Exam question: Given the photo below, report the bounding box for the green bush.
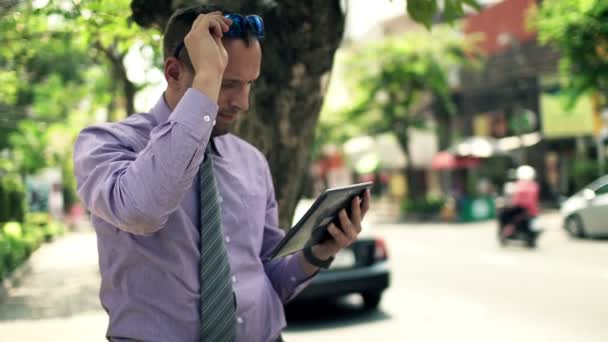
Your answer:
[0,216,66,281]
[62,151,78,215]
[0,234,8,280]
[0,172,27,223]
[401,196,446,219]
[25,212,65,241]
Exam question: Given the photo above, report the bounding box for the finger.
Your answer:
[338,209,350,231]
[210,15,230,33]
[351,196,362,226]
[343,221,359,241]
[361,189,371,217]
[208,20,223,38]
[192,13,224,35]
[221,16,232,30]
[193,12,220,29]
[338,210,357,240]
[328,223,349,247]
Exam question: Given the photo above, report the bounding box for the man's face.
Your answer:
[212,38,261,136]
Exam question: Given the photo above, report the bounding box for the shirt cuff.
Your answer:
[168,88,219,141]
[287,251,318,297]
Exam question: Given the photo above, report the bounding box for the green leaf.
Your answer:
[534,0,608,104]
[319,25,476,150]
[407,0,438,29]
[444,0,465,23]
[462,0,482,11]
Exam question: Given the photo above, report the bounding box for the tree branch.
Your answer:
[94,41,137,117]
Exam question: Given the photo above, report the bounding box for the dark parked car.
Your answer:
[290,237,390,310]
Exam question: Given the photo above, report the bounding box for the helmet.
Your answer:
[516,165,536,181]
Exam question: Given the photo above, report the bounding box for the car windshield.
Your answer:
[588,176,608,192]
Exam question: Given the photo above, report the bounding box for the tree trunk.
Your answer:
[95,41,137,119]
[130,0,345,229]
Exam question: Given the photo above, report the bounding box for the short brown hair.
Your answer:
[163,4,260,71]
[163,4,231,69]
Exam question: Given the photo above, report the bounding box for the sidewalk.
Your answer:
[0,228,108,341]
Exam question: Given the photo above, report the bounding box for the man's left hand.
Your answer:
[311,189,371,261]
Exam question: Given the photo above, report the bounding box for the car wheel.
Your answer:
[362,291,382,310]
[566,215,586,238]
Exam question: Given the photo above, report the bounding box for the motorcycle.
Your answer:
[498,216,543,248]
[495,197,543,248]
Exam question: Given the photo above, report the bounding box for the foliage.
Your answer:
[1,0,161,168]
[570,157,599,193]
[0,214,65,281]
[320,26,475,154]
[1,1,161,218]
[407,0,481,29]
[0,158,27,223]
[401,195,446,219]
[533,0,608,103]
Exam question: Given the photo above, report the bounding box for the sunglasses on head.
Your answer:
[223,14,265,40]
[173,13,265,59]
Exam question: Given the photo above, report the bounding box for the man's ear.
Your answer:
[164,57,182,83]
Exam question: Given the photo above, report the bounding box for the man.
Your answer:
[73,5,370,342]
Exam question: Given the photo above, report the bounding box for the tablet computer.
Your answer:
[268,182,373,259]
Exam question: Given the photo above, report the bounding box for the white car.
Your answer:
[561,175,608,238]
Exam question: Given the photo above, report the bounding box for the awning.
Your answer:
[450,136,501,158]
[431,151,481,170]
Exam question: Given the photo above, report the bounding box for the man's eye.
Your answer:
[221,82,237,89]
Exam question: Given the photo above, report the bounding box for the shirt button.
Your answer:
[237,317,244,324]
[232,276,237,283]
[213,119,216,126]
[225,236,231,243]
[203,115,211,122]
[218,196,223,203]
[290,276,297,283]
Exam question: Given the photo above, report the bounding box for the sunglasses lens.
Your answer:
[223,13,264,40]
[247,15,264,38]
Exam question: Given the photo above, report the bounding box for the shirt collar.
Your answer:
[151,92,224,158]
[150,92,172,124]
[209,137,223,157]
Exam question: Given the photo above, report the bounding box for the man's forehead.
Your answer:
[223,40,261,82]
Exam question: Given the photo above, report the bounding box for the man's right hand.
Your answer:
[184,12,232,101]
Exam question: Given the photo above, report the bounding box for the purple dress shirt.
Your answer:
[74,89,313,342]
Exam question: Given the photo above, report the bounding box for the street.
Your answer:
[284,212,608,342]
[1,212,607,341]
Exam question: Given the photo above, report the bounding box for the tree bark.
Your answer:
[130,0,345,229]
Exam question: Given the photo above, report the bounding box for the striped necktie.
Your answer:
[199,147,236,342]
